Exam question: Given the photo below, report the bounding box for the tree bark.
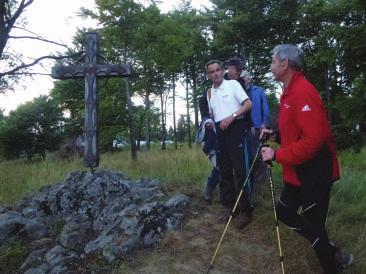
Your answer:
[124,78,137,160]
[172,74,177,149]
[122,40,136,160]
[192,76,199,128]
[160,92,166,150]
[185,69,191,148]
[145,90,150,150]
[324,63,332,124]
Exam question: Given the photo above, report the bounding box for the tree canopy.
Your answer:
[0,95,63,159]
[0,0,365,159]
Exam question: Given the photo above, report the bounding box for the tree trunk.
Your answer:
[172,74,177,149]
[124,78,137,160]
[192,77,199,128]
[185,70,191,148]
[164,91,168,145]
[324,63,332,124]
[160,92,166,150]
[122,41,137,160]
[137,113,145,151]
[145,90,150,150]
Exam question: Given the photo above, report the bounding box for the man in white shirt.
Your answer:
[206,60,253,229]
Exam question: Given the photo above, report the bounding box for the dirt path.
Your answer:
[116,182,327,274]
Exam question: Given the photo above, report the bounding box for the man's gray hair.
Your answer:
[205,59,224,73]
[272,44,304,71]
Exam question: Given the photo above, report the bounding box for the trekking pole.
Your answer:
[207,140,263,274]
[264,145,285,274]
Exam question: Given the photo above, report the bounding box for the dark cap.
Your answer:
[226,56,245,71]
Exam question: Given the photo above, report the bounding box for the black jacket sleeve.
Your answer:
[198,90,210,120]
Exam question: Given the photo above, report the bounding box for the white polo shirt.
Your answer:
[208,79,248,122]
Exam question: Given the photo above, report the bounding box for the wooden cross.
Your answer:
[52,32,131,168]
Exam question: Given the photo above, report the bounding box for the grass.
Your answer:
[0,145,365,273]
[0,240,27,274]
[0,156,84,205]
[0,144,209,205]
[100,144,210,187]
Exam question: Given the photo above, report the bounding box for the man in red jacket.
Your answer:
[261,44,353,273]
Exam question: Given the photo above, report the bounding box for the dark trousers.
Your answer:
[216,120,253,214]
[207,166,220,190]
[277,146,337,274]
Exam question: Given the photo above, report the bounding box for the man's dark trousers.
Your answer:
[216,119,253,214]
[277,146,338,273]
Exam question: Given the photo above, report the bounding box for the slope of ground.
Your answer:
[115,182,354,274]
[0,146,364,273]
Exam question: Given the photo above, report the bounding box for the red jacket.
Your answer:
[275,72,340,186]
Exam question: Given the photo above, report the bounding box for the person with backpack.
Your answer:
[261,44,353,273]
[226,57,255,211]
[205,59,253,229]
[241,70,270,187]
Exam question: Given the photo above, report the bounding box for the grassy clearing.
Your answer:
[100,144,210,188]
[0,146,364,273]
[0,240,27,273]
[0,156,84,205]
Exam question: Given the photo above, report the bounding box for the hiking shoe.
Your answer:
[217,208,232,223]
[233,212,252,229]
[335,249,353,271]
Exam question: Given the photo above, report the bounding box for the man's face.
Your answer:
[207,63,224,85]
[270,54,286,82]
[244,76,252,87]
[227,65,240,80]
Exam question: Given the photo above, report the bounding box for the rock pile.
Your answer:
[0,170,190,273]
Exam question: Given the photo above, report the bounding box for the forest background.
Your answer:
[0,1,365,273]
[0,0,365,158]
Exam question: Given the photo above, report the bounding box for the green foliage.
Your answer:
[210,0,299,84]
[0,109,4,123]
[79,1,212,147]
[1,0,365,150]
[266,91,280,126]
[98,79,130,151]
[51,219,66,236]
[327,149,366,273]
[294,0,366,150]
[176,115,188,142]
[50,79,84,137]
[0,240,27,274]
[0,96,63,159]
[50,77,162,152]
[333,76,366,151]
